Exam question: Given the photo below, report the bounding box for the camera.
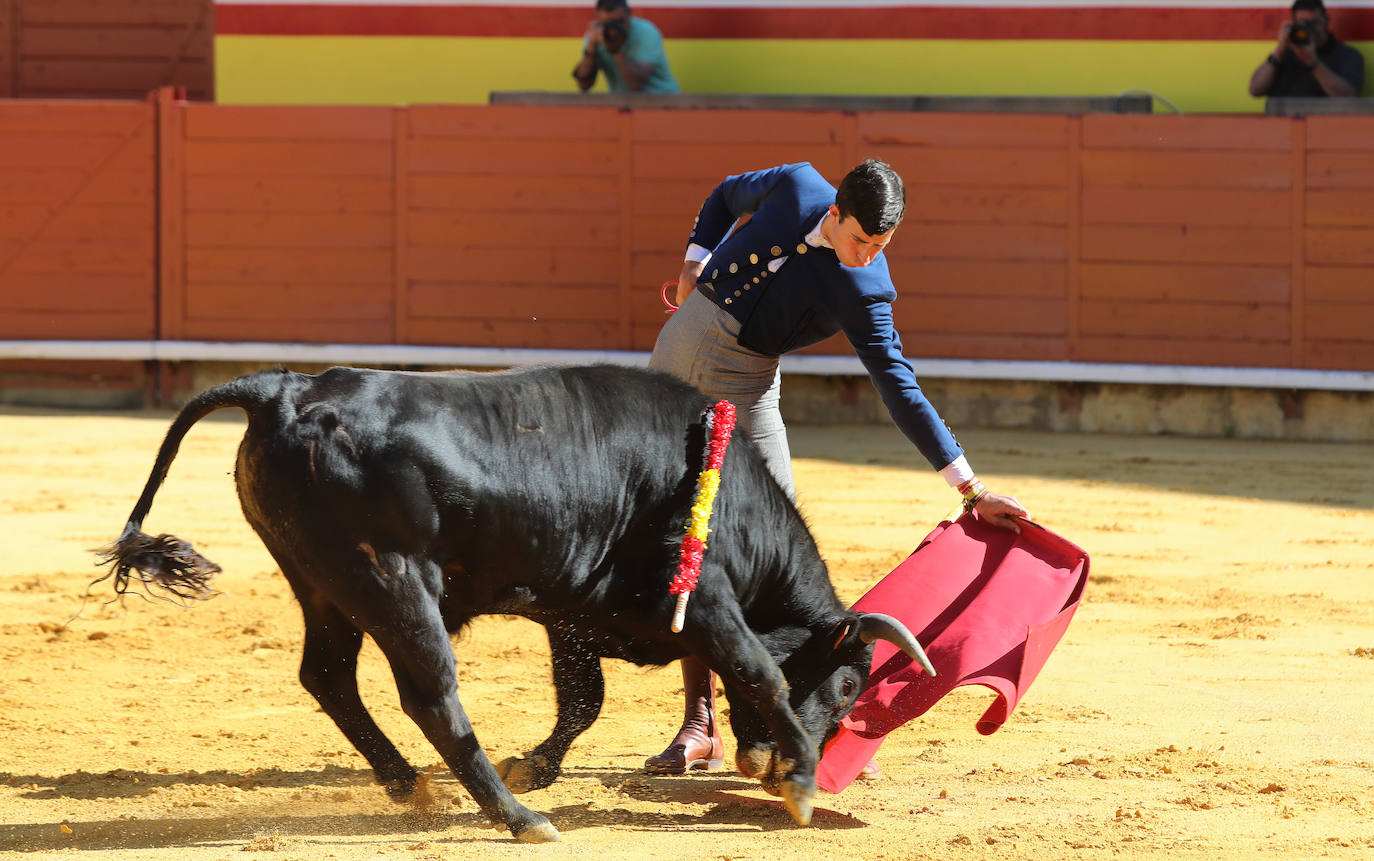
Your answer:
[601,18,628,50]
[1290,22,1312,45]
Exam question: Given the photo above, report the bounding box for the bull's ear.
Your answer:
[828,616,856,650]
[857,612,936,677]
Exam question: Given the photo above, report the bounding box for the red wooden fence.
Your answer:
[0,0,212,101]
[3,93,1374,373]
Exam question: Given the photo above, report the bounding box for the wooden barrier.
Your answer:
[2,94,1373,374]
[0,0,212,101]
[0,99,157,339]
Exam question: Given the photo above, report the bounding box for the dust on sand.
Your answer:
[0,407,1371,860]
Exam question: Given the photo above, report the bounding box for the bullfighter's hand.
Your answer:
[974,492,1029,533]
[677,260,706,306]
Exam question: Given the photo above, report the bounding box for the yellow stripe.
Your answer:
[216,36,1371,112]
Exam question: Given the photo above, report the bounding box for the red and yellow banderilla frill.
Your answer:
[670,400,736,632]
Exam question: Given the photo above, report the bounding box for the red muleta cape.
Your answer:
[817,513,1089,793]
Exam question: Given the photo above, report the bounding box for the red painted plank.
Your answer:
[19,59,208,93]
[898,296,1068,337]
[405,318,620,350]
[860,113,1069,150]
[185,140,394,177]
[409,105,620,141]
[1082,187,1289,227]
[1306,153,1374,190]
[409,211,618,249]
[0,167,149,204]
[0,101,150,133]
[1305,116,1374,151]
[632,110,848,145]
[1082,151,1291,190]
[906,186,1068,225]
[1074,336,1291,367]
[181,316,393,344]
[0,274,151,311]
[1082,115,1292,151]
[185,212,393,248]
[1081,225,1291,265]
[408,244,618,286]
[21,0,209,27]
[185,283,393,321]
[1304,340,1374,370]
[186,176,395,214]
[408,174,618,215]
[897,223,1068,261]
[631,142,848,182]
[1303,303,1374,342]
[4,238,152,275]
[184,104,394,141]
[1306,189,1374,227]
[409,283,619,323]
[409,138,619,177]
[1080,263,1290,304]
[887,260,1067,299]
[1304,227,1374,265]
[894,332,1069,361]
[870,147,1070,188]
[1305,266,1374,303]
[1079,299,1290,340]
[186,247,394,286]
[0,311,154,339]
[22,25,213,58]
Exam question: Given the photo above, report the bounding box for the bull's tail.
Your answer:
[93,370,288,603]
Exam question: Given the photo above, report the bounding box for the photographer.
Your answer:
[1249,0,1363,102]
[573,0,678,94]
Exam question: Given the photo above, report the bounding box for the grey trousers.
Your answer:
[648,288,795,498]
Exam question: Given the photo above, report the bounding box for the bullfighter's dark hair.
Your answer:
[1291,0,1325,14]
[835,158,905,237]
[596,0,630,12]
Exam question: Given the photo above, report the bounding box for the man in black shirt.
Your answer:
[1249,0,1364,103]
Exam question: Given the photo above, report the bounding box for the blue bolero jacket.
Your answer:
[688,162,964,472]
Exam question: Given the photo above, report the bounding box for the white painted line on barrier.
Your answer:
[3,340,1372,391]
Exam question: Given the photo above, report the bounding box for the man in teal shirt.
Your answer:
[573,0,678,94]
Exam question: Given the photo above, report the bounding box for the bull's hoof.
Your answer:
[380,774,419,801]
[514,820,561,843]
[736,746,773,780]
[495,753,550,794]
[781,778,815,826]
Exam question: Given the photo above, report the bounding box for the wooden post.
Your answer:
[393,106,410,346]
[1289,117,1306,368]
[616,108,633,350]
[1,0,16,98]
[155,86,187,341]
[1066,115,1083,361]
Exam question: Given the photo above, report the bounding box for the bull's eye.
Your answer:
[841,677,857,699]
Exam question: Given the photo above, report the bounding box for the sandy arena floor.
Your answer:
[0,403,1371,860]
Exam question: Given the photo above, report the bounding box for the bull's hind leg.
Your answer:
[292,587,420,797]
[496,627,604,793]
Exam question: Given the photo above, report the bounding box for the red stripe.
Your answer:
[216,4,1374,41]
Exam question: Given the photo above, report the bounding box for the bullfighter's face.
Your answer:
[824,205,894,269]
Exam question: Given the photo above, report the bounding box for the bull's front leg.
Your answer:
[495,626,604,794]
[684,606,819,826]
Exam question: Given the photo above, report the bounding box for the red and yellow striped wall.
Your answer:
[214,1,1374,112]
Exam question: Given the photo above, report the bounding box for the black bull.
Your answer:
[97,364,929,843]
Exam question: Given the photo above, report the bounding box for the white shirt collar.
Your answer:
[804,212,831,249]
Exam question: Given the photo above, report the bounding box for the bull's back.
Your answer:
[234,365,713,596]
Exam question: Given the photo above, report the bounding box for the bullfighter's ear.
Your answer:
[829,617,855,650]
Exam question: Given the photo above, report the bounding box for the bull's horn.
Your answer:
[857,613,936,677]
